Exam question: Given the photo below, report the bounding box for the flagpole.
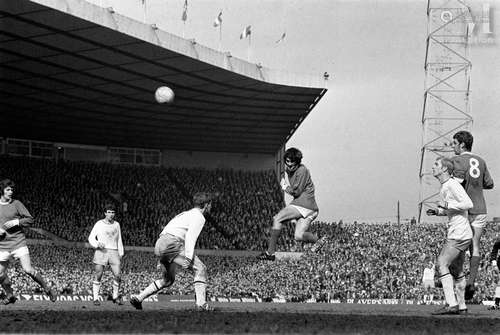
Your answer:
[247,34,251,62]
[143,1,147,23]
[218,25,222,51]
[183,21,186,39]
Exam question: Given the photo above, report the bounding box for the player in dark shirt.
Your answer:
[450,131,494,299]
[0,179,57,305]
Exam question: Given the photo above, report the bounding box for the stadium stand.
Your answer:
[4,224,499,303]
[1,155,498,302]
[0,155,291,249]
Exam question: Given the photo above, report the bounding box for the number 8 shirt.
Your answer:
[451,152,494,215]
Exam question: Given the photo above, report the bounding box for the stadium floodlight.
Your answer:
[418,0,473,223]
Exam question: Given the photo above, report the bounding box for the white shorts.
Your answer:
[468,214,487,229]
[290,205,318,220]
[0,246,29,262]
[93,249,121,266]
[422,279,435,289]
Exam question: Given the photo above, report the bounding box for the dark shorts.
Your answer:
[154,234,184,265]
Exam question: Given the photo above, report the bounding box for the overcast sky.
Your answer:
[90,0,500,223]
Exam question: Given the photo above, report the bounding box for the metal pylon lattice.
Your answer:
[418,0,473,223]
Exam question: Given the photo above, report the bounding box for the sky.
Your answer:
[88,0,500,223]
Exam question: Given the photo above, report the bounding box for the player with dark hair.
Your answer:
[88,203,124,306]
[450,131,494,300]
[488,233,500,310]
[258,147,326,261]
[0,179,57,305]
[427,157,473,315]
[130,192,214,311]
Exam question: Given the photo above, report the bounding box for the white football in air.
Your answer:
[155,86,175,104]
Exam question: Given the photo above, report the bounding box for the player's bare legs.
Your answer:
[466,224,484,299]
[131,258,176,309]
[18,253,56,302]
[449,252,468,313]
[93,264,104,305]
[434,244,462,314]
[294,217,316,243]
[0,261,15,304]
[262,206,301,258]
[295,211,327,252]
[109,263,122,304]
[188,255,209,308]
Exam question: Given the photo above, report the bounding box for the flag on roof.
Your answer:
[181,0,188,22]
[275,32,286,43]
[240,25,251,39]
[213,11,222,27]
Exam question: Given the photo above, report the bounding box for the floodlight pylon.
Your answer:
[418,0,473,222]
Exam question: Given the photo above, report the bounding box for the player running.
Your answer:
[88,204,124,306]
[258,147,326,261]
[426,157,473,315]
[0,179,57,305]
[129,192,214,311]
[450,131,494,300]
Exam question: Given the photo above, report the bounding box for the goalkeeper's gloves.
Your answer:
[3,219,20,229]
[426,208,438,216]
[492,260,498,268]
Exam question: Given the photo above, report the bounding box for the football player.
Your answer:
[450,131,494,300]
[88,204,124,306]
[0,179,57,304]
[427,158,473,315]
[129,192,214,311]
[258,147,326,261]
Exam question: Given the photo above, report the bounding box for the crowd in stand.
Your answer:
[1,155,499,303]
[4,222,499,303]
[0,156,286,249]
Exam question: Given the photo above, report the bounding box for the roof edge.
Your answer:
[32,0,327,89]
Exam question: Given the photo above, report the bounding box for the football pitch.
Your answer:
[1,301,500,334]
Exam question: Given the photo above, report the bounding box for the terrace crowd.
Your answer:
[0,155,287,250]
[1,155,498,302]
[5,222,500,303]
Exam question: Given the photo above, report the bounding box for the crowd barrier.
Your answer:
[14,293,496,306]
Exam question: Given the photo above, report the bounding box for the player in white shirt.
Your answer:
[88,204,124,306]
[130,192,213,311]
[426,157,473,315]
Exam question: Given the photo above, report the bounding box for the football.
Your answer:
[155,86,175,104]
